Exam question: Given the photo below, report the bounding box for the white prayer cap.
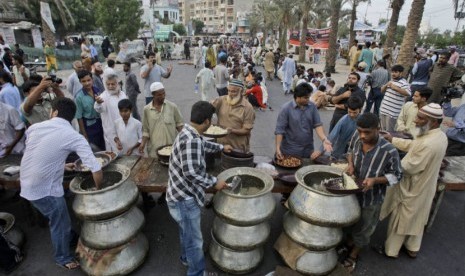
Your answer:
[150,82,164,92]
[419,103,443,119]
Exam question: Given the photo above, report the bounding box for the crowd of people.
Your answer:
[1,32,465,275]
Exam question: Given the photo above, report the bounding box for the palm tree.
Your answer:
[396,0,426,75]
[347,0,370,65]
[310,1,332,29]
[383,0,405,63]
[325,0,345,73]
[274,0,298,53]
[296,0,315,62]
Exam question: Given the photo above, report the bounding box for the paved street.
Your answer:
[2,59,465,276]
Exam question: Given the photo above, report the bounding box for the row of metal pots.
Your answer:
[70,164,148,276]
[277,165,362,275]
[210,167,275,274]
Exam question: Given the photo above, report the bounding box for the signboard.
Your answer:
[289,28,331,49]
[1,27,15,45]
[31,28,43,49]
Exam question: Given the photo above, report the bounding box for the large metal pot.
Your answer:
[295,248,338,276]
[209,232,263,274]
[70,164,139,220]
[221,151,254,170]
[79,232,149,276]
[214,167,275,226]
[289,165,361,227]
[283,211,342,251]
[212,216,270,251]
[80,206,145,249]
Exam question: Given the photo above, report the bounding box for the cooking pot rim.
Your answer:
[217,167,274,198]
[295,165,347,197]
[69,164,130,194]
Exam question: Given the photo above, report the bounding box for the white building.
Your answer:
[154,0,180,24]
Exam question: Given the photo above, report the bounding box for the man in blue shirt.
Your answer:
[311,96,364,161]
[275,82,332,159]
[442,99,465,156]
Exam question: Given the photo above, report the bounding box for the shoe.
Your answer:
[372,244,398,259]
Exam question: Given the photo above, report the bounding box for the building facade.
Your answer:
[178,0,253,34]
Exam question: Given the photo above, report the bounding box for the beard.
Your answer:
[415,123,431,137]
[95,69,103,75]
[107,87,120,95]
[226,94,241,106]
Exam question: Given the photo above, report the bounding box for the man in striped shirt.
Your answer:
[166,101,232,276]
[379,65,411,132]
[341,113,402,273]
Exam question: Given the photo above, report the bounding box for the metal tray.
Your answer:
[74,152,114,172]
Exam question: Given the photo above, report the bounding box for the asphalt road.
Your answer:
[2,59,464,276]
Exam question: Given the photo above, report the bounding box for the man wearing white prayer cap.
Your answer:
[380,103,448,259]
[139,82,184,157]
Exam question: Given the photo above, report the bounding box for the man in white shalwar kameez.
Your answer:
[195,61,216,101]
[94,74,128,151]
[380,103,448,258]
[281,55,296,95]
[193,43,203,68]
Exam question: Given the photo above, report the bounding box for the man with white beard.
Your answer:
[94,74,128,151]
[379,103,448,259]
[211,79,255,151]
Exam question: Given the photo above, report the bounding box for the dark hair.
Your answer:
[365,42,371,48]
[12,54,24,65]
[23,80,41,94]
[318,85,326,91]
[146,51,155,58]
[377,60,386,68]
[205,61,211,68]
[357,45,363,50]
[356,113,379,129]
[123,62,131,68]
[349,72,361,81]
[118,99,132,110]
[29,74,43,82]
[325,72,331,77]
[51,97,76,123]
[440,51,451,59]
[191,101,216,124]
[354,39,358,44]
[294,82,313,99]
[107,59,115,67]
[416,87,433,100]
[347,96,363,110]
[77,70,92,80]
[391,64,404,72]
[0,70,13,83]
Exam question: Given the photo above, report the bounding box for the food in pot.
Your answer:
[158,146,172,156]
[205,125,227,135]
[342,173,359,190]
[277,156,301,167]
[330,162,348,171]
[80,157,106,172]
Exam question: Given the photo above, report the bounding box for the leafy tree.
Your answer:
[173,23,187,36]
[192,19,205,35]
[94,0,143,48]
[64,0,96,33]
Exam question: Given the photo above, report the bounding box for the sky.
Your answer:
[353,0,463,32]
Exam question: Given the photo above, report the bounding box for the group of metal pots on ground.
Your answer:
[69,163,360,275]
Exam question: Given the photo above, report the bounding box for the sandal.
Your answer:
[402,247,418,258]
[373,245,398,259]
[56,260,80,270]
[342,256,358,273]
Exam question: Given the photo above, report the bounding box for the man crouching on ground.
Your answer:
[166,101,233,276]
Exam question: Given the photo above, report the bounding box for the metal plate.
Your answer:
[74,152,113,172]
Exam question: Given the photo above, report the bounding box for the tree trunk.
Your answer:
[299,12,309,63]
[383,0,405,66]
[397,0,426,76]
[42,17,56,49]
[279,24,287,54]
[347,0,357,65]
[325,0,342,73]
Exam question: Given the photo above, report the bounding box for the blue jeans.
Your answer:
[30,196,74,265]
[167,199,205,276]
[364,87,384,116]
